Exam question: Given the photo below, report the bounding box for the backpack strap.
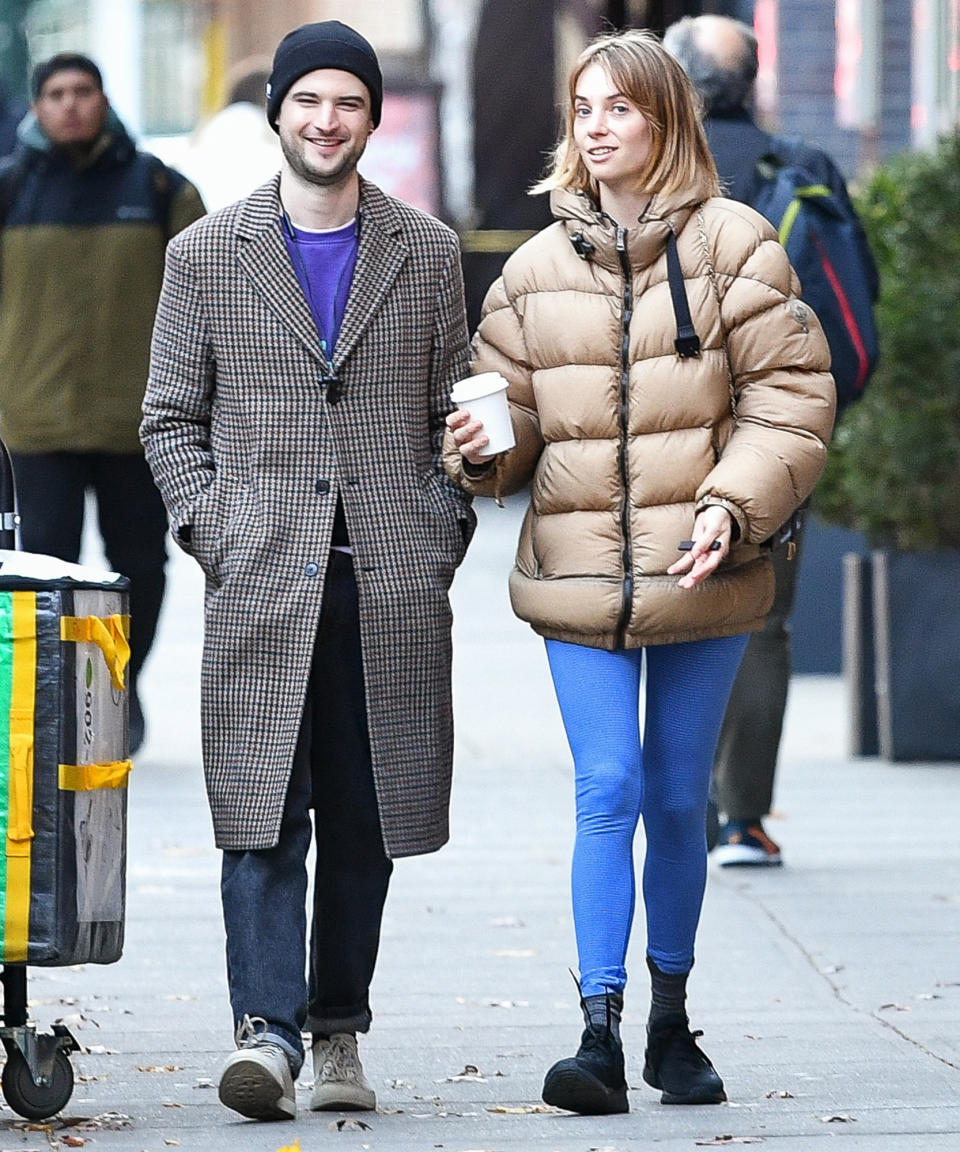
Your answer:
[666,231,700,358]
[0,153,28,231]
[144,152,175,239]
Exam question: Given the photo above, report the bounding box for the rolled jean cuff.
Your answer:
[306,1003,372,1036]
[261,1029,304,1078]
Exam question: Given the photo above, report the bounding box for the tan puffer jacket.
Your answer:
[444,185,835,650]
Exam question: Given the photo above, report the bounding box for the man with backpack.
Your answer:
[664,15,879,867]
[0,53,204,752]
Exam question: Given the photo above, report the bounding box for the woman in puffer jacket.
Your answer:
[445,30,834,1115]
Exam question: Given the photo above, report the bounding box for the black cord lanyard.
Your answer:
[280,206,359,401]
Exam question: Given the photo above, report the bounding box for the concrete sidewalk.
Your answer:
[2,496,958,1151]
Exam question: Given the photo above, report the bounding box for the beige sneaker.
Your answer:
[218,1015,296,1121]
[310,1032,376,1111]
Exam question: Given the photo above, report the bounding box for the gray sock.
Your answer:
[582,992,623,1043]
[646,954,689,1025]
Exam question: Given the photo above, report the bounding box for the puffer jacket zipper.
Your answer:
[614,226,634,649]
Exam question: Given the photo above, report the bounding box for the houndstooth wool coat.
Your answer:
[141,175,474,856]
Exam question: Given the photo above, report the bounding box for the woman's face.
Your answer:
[572,62,653,198]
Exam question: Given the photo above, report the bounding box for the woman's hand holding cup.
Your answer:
[446,408,492,466]
[448,373,515,465]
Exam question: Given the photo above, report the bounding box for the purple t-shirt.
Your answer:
[283,217,359,358]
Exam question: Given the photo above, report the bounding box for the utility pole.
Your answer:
[605,0,628,28]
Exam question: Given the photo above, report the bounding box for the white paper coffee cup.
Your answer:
[450,372,516,458]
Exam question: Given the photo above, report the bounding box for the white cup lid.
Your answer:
[450,372,508,404]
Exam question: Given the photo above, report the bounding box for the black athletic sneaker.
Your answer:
[643,1013,726,1105]
[542,1020,628,1114]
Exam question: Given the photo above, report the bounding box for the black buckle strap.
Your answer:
[666,232,700,358]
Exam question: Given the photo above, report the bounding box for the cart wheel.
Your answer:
[1,1048,74,1120]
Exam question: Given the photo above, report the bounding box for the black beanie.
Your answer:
[32,52,103,99]
[266,21,383,132]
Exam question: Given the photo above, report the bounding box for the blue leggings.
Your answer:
[545,634,748,995]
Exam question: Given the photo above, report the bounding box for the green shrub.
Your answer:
[814,132,960,550]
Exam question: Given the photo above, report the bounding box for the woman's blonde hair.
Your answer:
[534,29,719,201]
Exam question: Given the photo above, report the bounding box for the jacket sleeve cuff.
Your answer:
[695,498,746,542]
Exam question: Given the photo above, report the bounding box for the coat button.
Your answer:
[304,561,320,577]
[315,478,331,494]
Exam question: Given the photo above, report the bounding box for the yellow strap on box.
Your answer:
[7,733,35,848]
[5,592,37,961]
[58,760,133,792]
[60,614,131,691]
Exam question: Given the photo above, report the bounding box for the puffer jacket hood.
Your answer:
[548,183,708,275]
[444,190,835,650]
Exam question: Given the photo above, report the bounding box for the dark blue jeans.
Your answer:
[220,551,393,1073]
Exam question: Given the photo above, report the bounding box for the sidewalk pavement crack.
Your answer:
[725,881,960,1073]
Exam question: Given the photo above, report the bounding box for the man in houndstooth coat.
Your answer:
[141,21,475,1122]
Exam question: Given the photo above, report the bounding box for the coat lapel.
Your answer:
[232,176,409,370]
[332,178,408,371]
[234,177,325,363]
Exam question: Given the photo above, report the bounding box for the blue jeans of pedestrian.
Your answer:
[220,551,393,1074]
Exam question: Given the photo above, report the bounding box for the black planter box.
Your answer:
[845,549,960,761]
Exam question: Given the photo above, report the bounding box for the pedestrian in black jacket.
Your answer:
[664,15,877,868]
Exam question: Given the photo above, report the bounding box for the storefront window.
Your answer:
[140,0,205,135]
[24,0,90,63]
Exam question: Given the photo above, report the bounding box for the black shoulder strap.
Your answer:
[144,152,175,239]
[0,153,28,230]
[666,231,700,358]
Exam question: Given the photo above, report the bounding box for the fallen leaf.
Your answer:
[820,1114,856,1123]
[162,1102,183,1108]
[74,1112,132,1131]
[878,1003,910,1012]
[62,1140,86,1148]
[275,1143,301,1152]
[444,1064,485,1083]
[136,1064,182,1073]
[695,1139,765,1147]
[487,1104,565,1114]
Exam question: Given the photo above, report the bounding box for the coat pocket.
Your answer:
[419,472,475,565]
[189,475,251,586]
